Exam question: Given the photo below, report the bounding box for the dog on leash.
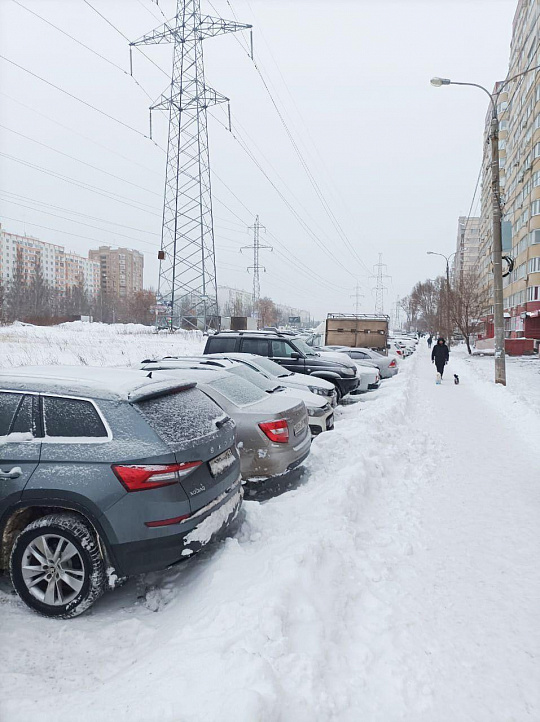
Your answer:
[454,374,460,385]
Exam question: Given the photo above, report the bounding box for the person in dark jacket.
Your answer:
[431,337,449,378]
[427,335,433,348]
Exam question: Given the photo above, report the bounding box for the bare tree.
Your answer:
[449,269,487,354]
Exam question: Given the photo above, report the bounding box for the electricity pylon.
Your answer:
[370,253,391,314]
[241,215,272,322]
[350,283,365,314]
[131,1,251,330]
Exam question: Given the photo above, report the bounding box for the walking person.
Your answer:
[427,335,433,349]
[431,337,449,383]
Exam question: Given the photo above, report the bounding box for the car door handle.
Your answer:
[0,467,23,480]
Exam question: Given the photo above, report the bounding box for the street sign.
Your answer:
[289,316,301,324]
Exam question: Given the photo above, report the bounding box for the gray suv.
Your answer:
[0,366,242,618]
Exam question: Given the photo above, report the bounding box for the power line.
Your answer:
[81,0,169,79]
[0,190,161,235]
[0,53,160,145]
[0,152,162,216]
[0,91,163,177]
[0,124,163,197]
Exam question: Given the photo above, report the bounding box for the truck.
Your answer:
[325,314,390,354]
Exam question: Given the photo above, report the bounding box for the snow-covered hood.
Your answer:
[314,351,357,369]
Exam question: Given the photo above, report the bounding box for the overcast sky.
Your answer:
[0,0,517,320]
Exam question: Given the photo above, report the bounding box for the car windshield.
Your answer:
[291,338,318,357]
[227,364,275,391]
[247,356,292,378]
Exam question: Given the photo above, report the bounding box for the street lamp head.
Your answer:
[430,77,451,87]
[426,251,435,255]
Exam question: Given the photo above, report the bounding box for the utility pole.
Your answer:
[370,254,391,314]
[350,284,365,314]
[241,216,272,324]
[131,1,251,332]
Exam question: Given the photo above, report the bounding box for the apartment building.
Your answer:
[0,225,100,295]
[454,216,481,280]
[478,0,540,341]
[88,246,144,297]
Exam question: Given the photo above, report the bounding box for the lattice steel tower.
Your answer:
[241,215,272,321]
[131,1,251,330]
[370,253,391,314]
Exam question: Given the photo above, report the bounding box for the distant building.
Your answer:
[454,216,480,280]
[0,225,99,296]
[88,246,144,297]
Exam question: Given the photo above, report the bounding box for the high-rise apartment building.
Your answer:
[0,225,100,296]
[478,0,540,341]
[454,216,480,280]
[88,246,144,297]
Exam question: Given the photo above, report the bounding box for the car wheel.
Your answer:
[10,513,106,618]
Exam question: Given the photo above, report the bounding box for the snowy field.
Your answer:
[0,327,539,722]
[0,321,205,368]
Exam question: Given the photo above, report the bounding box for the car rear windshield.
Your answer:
[206,375,267,407]
[227,365,273,391]
[135,387,224,446]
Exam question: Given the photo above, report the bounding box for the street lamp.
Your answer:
[429,66,540,384]
[427,251,456,342]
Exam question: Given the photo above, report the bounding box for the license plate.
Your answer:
[294,417,307,436]
[209,449,235,477]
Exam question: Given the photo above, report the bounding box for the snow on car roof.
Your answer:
[0,365,196,402]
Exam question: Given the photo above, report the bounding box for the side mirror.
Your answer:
[290,352,301,360]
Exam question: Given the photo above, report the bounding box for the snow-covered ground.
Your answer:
[0,328,539,722]
[0,321,205,368]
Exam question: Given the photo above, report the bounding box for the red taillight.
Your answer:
[259,419,289,443]
[112,461,202,492]
[145,513,192,528]
[389,359,396,367]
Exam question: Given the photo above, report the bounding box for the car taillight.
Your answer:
[259,419,289,443]
[389,359,396,367]
[112,461,202,492]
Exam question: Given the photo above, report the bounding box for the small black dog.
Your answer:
[454,374,460,385]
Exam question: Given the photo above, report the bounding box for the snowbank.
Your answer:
[0,342,418,722]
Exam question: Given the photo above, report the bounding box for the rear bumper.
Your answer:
[109,479,243,577]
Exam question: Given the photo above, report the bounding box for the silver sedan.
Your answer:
[324,346,399,379]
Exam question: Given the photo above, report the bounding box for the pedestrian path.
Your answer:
[387,343,540,720]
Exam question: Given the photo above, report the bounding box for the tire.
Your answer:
[10,513,106,619]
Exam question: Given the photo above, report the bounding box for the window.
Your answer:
[43,396,108,438]
[529,256,540,273]
[271,340,297,358]
[136,387,223,446]
[0,392,24,436]
[532,199,540,216]
[527,285,540,301]
[240,338,270,356]
[11,395,33,435]
[207,375,266,406]
[206,336,238,354]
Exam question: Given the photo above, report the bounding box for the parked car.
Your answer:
[203,331,359,401]
[136,362,311,482]
[307,347,380,391]
[141,356,334,437]
[203,352,338,408]
[323,346,399,379]
[0,366,242,618]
